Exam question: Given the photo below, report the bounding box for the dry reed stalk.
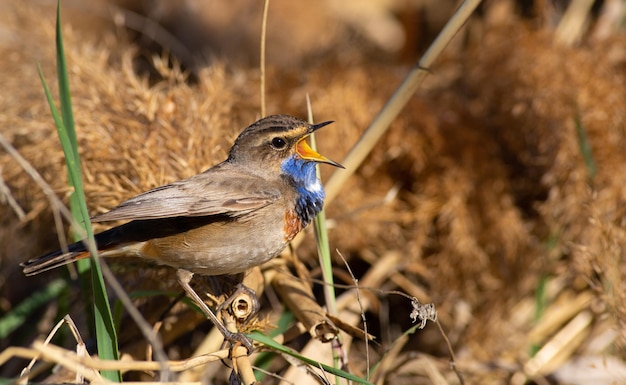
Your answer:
[27,340,231,373]
[271,269,338,342]
[524,311,594,378]
[555,0,596,45]
[232,346,255,385]
[528,291,593,345]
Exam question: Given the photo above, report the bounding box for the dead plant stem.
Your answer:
[260,0,270,117]
[323,0,483,204]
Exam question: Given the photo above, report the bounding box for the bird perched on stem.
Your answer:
[22,114,342,350]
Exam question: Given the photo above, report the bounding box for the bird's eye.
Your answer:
[271,137,287,149]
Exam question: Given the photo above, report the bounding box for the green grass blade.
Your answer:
[35,2,121,380]
[0,280,67,339]
[313,203,337,314]
[90,275,121,381]
[37,64,122,382]
[52,9,87,248]
[310,131,342,382]
[574,110,596,179]
[249,332,373,385]
[305,95,344,381]
[308,130,338,315]
[252,311,295,381]
[55,2,84,248]
[55,3,76,157]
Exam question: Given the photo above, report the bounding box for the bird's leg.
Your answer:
[176,269,254,354]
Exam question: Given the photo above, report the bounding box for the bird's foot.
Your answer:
[176,269,255,354]
[222,328,254,354]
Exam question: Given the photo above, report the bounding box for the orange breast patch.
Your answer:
[283,209,303,242]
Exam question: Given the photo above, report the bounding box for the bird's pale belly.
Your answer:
[139,215,291,275]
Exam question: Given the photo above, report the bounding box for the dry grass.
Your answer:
[1,0,626,384]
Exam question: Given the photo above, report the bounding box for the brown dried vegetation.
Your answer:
[1,0,626,384]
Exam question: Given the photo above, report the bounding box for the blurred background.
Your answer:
[1,0,626,383]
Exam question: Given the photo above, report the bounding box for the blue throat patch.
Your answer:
[281,155,326,226]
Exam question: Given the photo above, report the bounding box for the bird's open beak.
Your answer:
[296,121,344,168]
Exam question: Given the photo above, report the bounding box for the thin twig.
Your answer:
[337,250,370,379]
[0,170,25,220]
[260,0,270,117]
[435,319,465,385]
[20,316,92,384]
[99,260,173,381]
[30,340,230,372]
[0,132,82,241]
[251,366,295,385]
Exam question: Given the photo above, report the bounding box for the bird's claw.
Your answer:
[223,329,254,354]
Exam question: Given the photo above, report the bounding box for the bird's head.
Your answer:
[228,115,343,180]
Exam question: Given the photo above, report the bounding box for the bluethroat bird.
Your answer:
[22,114,342,350]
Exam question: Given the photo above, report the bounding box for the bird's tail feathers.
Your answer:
[21,243,90,276]
[21,224,144,276]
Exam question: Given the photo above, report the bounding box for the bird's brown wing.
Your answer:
[92,166,280,222]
